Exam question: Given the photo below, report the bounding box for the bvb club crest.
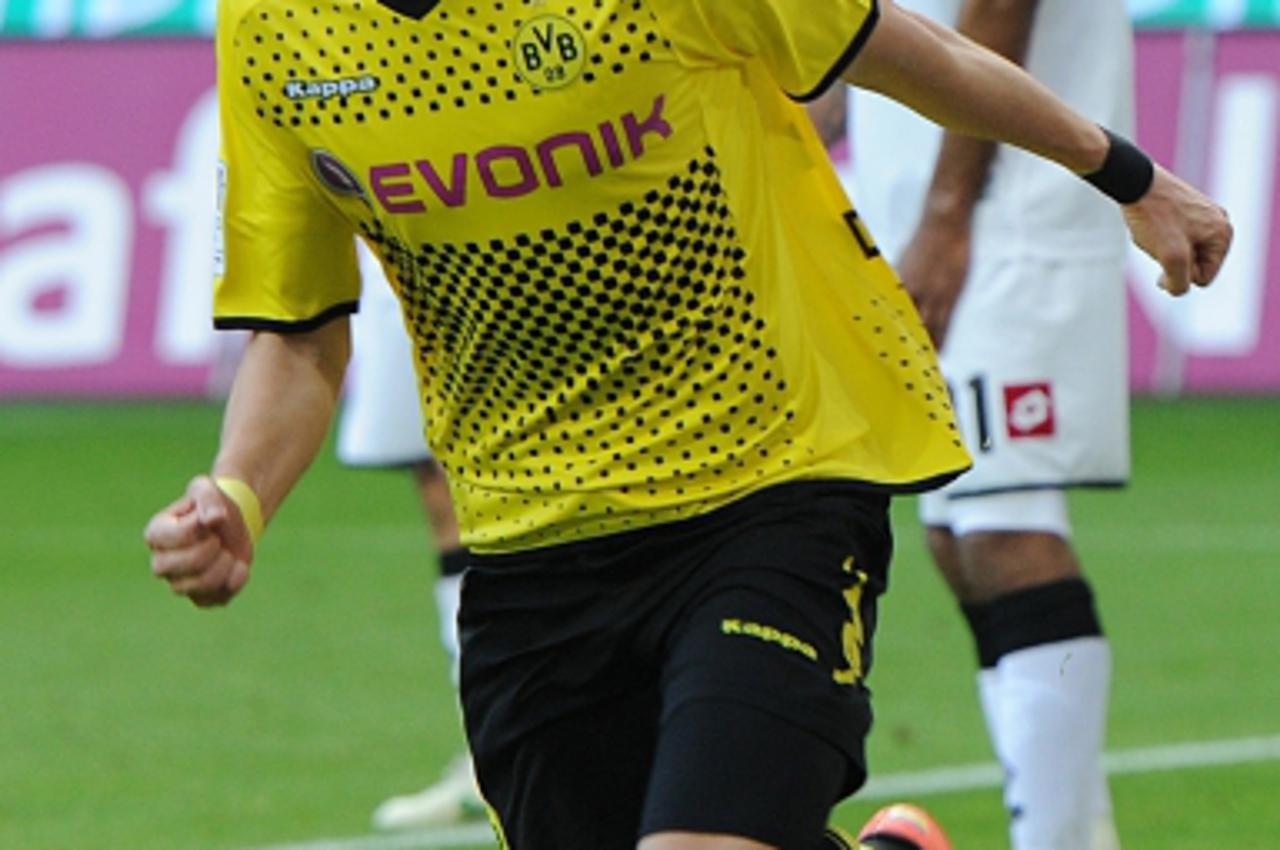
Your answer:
[513,13,587,90]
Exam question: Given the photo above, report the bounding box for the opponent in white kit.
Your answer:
[338,246,483,830]
[847,1,1134,848]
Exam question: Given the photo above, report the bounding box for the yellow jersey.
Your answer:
[214,0,970,552]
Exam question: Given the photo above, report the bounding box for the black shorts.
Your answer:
[458,482,894,850]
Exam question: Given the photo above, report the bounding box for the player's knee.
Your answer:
[923,525,978,602]
[924,525,958,566]
[958,530,1081,600]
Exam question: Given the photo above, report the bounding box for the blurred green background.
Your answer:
[1,397,1276,849]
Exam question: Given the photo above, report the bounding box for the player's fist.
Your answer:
[1124,165,1232,297]
[144,476,255,608]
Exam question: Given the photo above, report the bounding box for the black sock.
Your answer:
[985,577,1103,662]
[961,600,1000,669]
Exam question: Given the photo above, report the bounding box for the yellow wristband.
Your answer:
[214,477,264,545]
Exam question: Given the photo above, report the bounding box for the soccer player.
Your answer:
[146,3,1229,850]
[338,244,483,830]
[844,2,1137,847]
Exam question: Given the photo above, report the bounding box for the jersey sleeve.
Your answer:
[652,0,880,101]
[213,10,360,332]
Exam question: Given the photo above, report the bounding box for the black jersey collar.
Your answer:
[376,0,441,19]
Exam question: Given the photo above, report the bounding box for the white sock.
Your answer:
[992,636,1115,850]
[976,666,1005,761]
[1089,781,1121,850]
[434,572,463,685]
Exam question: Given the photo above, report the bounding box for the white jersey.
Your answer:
[848,0,1135,264]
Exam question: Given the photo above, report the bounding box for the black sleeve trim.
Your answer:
[790,0,881,103]
[876,465,967,495]
[213,300,360,334]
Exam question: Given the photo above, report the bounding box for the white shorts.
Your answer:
[919,487,1073,538]
[933,251,1130,500]
[335,246,432,467]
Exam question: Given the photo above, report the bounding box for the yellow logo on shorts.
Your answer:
[833,556,869,686]
[721,618,818,662]
[513,14,587,90]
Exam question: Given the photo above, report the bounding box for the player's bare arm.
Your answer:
[845,0,1232,295]
[894,0,1039,347]
[144,320,350,607]
[806,84,849,151]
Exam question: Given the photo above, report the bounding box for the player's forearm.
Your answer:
[212,321,351,524]
[845,1,1107,180]
[916,0,1039,227]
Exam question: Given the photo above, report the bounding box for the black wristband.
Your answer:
[1082,128,1155,205]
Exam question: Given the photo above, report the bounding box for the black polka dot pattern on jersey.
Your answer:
[355,148,807,535]
[235,0,672,126]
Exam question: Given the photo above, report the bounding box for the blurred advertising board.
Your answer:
[1,31,1279,397]
[1127,31,1280,392]
[0,41,216,395]
[1131,0,1280,28]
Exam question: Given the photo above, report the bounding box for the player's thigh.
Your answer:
[641,491,892,849]
[948,489,1081,599]
[915,491,968,599]
[642,698,847,850]
[459,560,663,850]
[484,688,661,850]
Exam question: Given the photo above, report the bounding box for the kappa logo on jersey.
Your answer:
[1004,383,1056,439]
[513,13,586,90]
[284,74,380,102]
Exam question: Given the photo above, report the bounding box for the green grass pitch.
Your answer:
[1,397,1276,850]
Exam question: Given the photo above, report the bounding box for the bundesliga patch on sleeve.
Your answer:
[1003,383,1056,439]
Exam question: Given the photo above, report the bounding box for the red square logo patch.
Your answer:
[1004,383,1056,439]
